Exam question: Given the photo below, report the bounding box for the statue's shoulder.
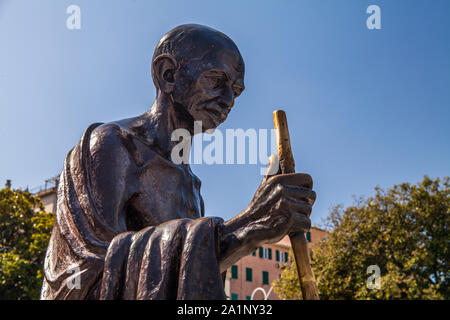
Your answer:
[89,122,125,146]
[91,122,121,137]
[87,118,160,165]
[91,116,153,145]
[85,121,141,158]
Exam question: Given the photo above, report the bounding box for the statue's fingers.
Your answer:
[272,173,313,189]
[285,195,313,217]
[282,185,316,205]
[290,212,311,233]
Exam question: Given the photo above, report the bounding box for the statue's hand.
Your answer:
[244,173,316,244]
[218,172,316,271]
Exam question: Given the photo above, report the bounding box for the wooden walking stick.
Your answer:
[273,110,320,300]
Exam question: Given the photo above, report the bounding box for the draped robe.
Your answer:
[41,123,226,300]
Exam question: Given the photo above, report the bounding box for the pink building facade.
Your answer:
[224,228,329,300]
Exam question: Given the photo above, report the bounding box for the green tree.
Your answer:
[272,249,303,300]
[273,176,449,299]
[0,186,54,300]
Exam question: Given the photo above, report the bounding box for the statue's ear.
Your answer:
[152,54,179,93]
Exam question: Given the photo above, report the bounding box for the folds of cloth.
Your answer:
[100,218,225,300]
[41,124,226,300]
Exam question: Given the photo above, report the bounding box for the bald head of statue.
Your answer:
[151,24,245,131]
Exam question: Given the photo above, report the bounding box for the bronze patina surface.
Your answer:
[41,24,316,300]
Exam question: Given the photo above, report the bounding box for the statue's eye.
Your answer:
[210,75,225,89]
[203,71,227,90]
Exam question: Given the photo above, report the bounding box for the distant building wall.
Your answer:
[225,228,328,300]
[36,188,57,214]
[33,176,59,214]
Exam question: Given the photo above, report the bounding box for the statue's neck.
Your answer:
[143,92,195,160]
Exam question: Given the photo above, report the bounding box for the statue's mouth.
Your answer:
[205,101,229,124]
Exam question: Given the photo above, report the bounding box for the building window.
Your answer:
[260,247,270,259]
[262,271,269,285]
[259,247,275,260]
[246,296,251,300]
[277,251,288,263]
[231,293,238,300]
[306,231,311,242]
[246,267,252,282]
[251,250,256,256]
[279,251,285,263]
[231,265,238,279]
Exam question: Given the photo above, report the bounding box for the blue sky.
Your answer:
[1,0,449,225]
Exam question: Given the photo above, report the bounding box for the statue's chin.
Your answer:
[205,111,227,131]
[189,113,219,132]
[187,104,228,132]
[201,120,220,132]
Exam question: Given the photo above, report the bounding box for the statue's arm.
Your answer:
[88,123,138,232]
[217,210,261,273]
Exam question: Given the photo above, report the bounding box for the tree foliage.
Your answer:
[274,176,449,299]
[272,249,303,300]
[0,187,54,300]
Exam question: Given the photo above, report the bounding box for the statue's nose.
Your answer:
[219,86,234,109]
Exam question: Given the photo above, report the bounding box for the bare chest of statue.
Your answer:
[120,129,204,230]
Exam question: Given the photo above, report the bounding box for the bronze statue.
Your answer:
[41,24,316,300]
